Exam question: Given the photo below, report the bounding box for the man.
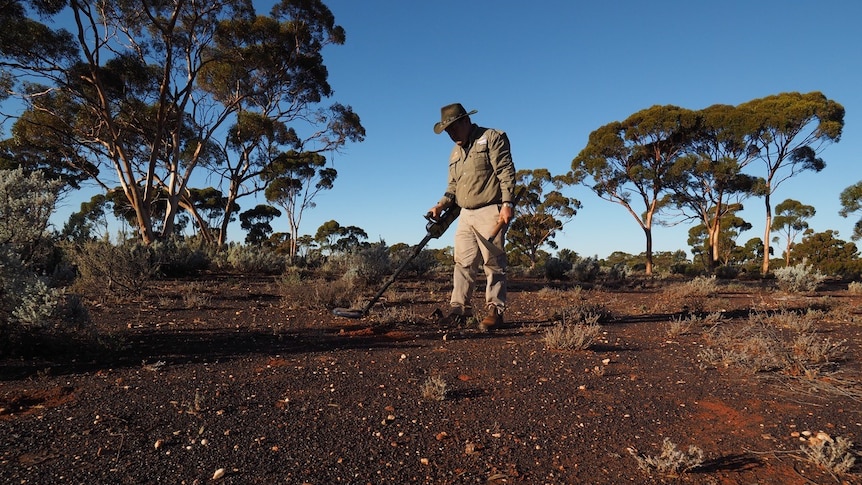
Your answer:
[428,103,516,331]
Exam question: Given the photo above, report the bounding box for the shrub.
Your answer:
[552,300,611,324]
[65,238,161,295]
[0,168,63,272]
[345,242,391,285]
[390,247,438,278]
[774,261,826,293]
[215,244,287,275]
[322,276,364,310]
[0,168,92,356]
[543,257,572,280]
[603,262,630,282]
[569,256,600,282]
[713,265,739,279]
[150,237,211,277]
[1,246,61,329]
[0,169,67,348]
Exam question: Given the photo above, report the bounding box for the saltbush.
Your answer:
[213,243,287,275]
[603,262,630,282]
[150,237,211,276]
[774,261,826,293]
[345,242,391,285]
[1,169,89,355]
[569,256,600,282]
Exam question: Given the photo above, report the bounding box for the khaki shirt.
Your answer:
[438,125,516,210]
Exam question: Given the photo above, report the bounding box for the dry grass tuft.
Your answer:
[628,438,704,476]
[801,435,856,476]
[420,374,448,401]
[543,322,601,351]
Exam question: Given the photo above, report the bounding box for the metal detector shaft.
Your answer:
[332,205,460,318]
[356,231,436,316]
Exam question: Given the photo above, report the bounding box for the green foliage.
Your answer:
[740,92,844,274]
[789,230,861,279]
[0,168,63,270]
[838,181,862,240]
[572,92,844,276]
[426,247,455,269]
[506,169,580,268]
[572,104,700,275]
[0,169,63,330]
[604,262,631,281]
[240,204,282,246]
[264,151,341,259]
[771,198,815,265]
[0,169,86,355]
[390,246,438,278]
[687,207,752,270]
[343,241,391,285]
[2,1,364,246]
[314,219,368,255]
[1,245,59,330]
[60,194,110,243]
[149,237,212,277]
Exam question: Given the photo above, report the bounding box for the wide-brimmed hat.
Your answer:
[433,103,477,134]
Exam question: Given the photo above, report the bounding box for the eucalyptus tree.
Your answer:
[687,207,752,268]
[790,230,861,277]
[314,219,368,255]
[666,104,761,270]
[239,204,281,246]
[838,181,862,241]
[738,92,844,274]
[771,199,815,267]
[0,0,363,246]
[263,150,336,260]
[572,105,698,275]
[506,168,580,269]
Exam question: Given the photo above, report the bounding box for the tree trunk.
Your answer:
[761,194,773,274]
[123,184,155,244]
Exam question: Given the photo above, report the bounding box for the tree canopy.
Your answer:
[572,92,844,276]
[0,0,364,248]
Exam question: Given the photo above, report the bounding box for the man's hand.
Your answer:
[428,204,444,220]
[499,204,514,224]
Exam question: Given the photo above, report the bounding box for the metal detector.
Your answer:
[331,205,461,318]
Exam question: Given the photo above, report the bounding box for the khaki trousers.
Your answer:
[450,204,507,313]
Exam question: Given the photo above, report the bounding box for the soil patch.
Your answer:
[1,274,861,484]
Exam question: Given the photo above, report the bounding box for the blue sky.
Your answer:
[46,1,862,259]
[289,0,862,259]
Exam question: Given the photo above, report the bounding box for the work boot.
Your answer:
[438,307,472,327]
[480,305,503,331]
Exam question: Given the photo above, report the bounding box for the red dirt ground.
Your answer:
[1,273,861,484]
